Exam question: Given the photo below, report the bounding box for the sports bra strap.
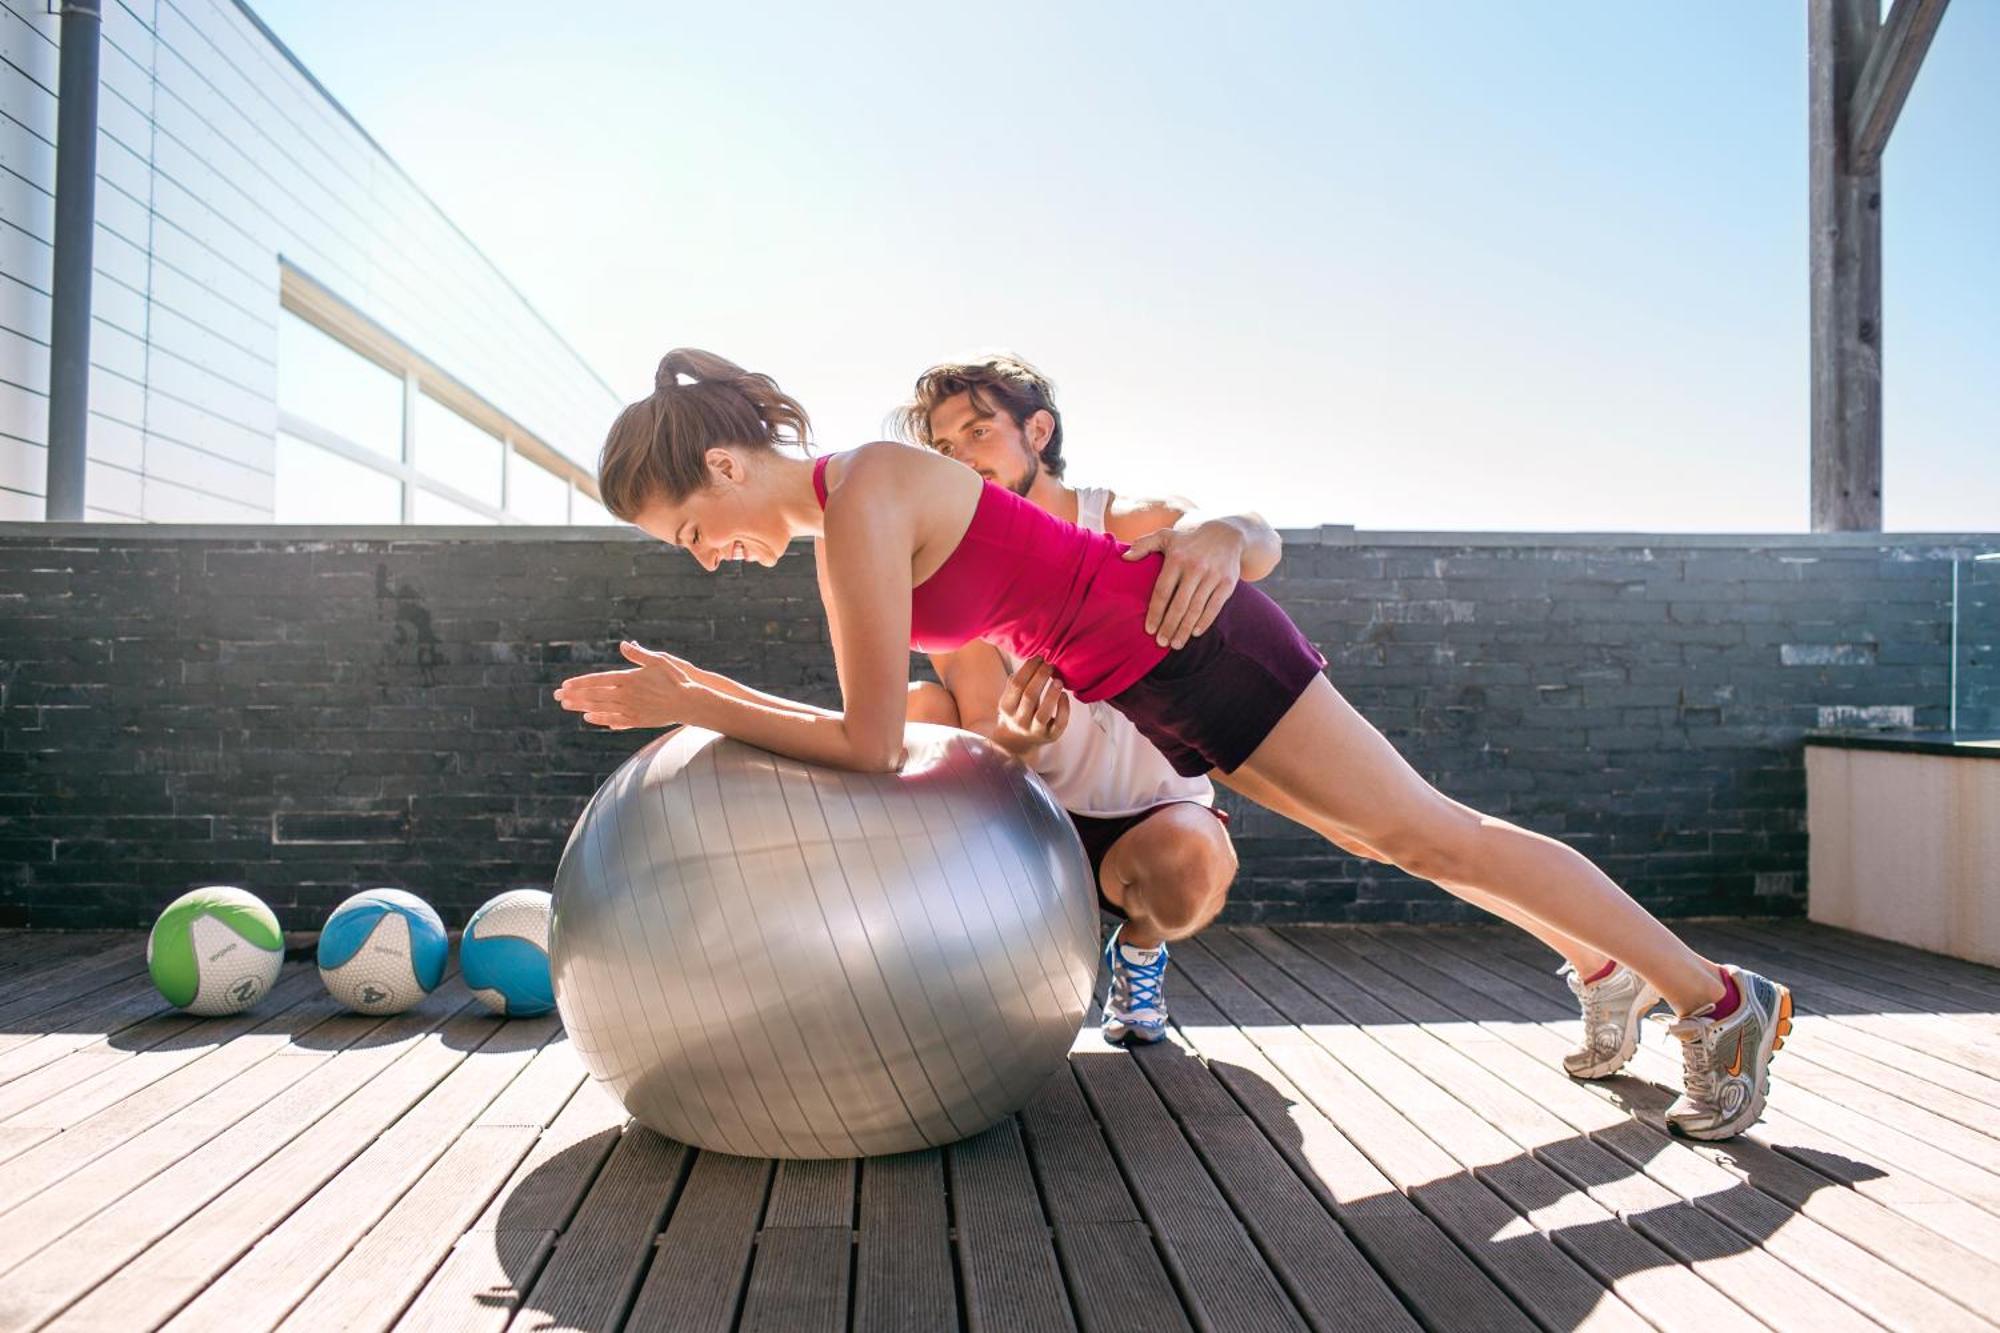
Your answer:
[812,455,831,508]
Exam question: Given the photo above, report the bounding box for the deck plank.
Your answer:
[0,996,484,1329]
[0,943,150,1032]
[1072,1046,1309,1333]
[1128,1029,1416,1332]
[507,1123,689,1333]
[1020,1065,1191,1333]
[1261,927,1837,1331]
[1,921,1995,1332]
[948,1117,1076,1333]
[1168,940,1537,1332]
[35,991,499,1332]
[0,970,341,1204]
[0,973,178,1085]
[739,1159,854,1333]
[1336,924,1966,1332]
[0,935,134,1006]
[1389,924,2000,1328]
[852,1151,957,1333]
[277,1039,585,1332]
[619,1148,768,1332]
[0,963,324,1131]
[398,1077,627,1333]
[393,1231,554,1333]
[155,1014,558,1331]
[1397,926,2000,1314]
[1203,930,1722,1333]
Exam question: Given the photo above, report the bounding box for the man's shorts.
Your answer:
[1069,801,1231,919]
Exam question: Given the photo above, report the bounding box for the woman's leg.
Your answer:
[1223,764,1613,979]
[1218,675,1722,1015]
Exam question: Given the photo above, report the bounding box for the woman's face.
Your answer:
[632,448,791,571]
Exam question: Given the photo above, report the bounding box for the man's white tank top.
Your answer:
[995,487,1215,817]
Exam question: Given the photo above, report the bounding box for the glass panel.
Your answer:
[413,392,504,507]
[412,487,495,525]
[571,487,612,525]
[276,310,404,460]
[508,455,571,523]
[274,433,402,523]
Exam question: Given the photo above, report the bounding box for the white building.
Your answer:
[1,0,619,523]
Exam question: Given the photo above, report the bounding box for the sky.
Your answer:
[248,1,1997,534]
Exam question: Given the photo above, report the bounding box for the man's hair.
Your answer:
[891,354,1065,479]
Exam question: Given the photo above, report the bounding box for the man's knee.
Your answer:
[906,681,960,726]
[1108,807,1236,933]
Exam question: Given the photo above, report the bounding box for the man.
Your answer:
[893,355,1281,1045]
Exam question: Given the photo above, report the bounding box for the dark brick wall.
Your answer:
[2,526,1994,930]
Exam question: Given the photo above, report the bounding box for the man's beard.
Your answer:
[1006,450,1040,497]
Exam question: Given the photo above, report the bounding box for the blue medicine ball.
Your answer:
[460,889,555,1017]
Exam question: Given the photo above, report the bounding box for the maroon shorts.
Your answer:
[1070,801,1231,919]
[1107,582,1327,776]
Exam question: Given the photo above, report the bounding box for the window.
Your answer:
[508,454,571,523]
[414,392,504,509]
[277,311,403,461]
[571,486,612,525]
[412,488,491,525]
[274,433,402,523]
[269,266,609,527]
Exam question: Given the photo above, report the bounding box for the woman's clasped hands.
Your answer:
[554,641,699,731]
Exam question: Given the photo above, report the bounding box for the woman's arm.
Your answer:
[681,453,917,772]
[682,657,838,719]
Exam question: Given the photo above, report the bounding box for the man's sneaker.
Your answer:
[1560,961,1664,1080]
[1102,927,1169,1047]
[1664,964,1793,1141]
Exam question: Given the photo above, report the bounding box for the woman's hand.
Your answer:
[553,641,700,731]
[992,656,1071,757]
[1123,520,1244,648]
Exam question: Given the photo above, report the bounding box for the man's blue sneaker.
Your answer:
[1102,926,1169,1047]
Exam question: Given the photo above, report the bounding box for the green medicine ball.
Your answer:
[148,886,285,1016]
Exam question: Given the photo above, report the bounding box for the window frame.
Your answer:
[276,263,605,525]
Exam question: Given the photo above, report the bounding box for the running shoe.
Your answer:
[1560,961,1664,1080]
[1664,964,1794,1141]
[1102,926,1169,1047]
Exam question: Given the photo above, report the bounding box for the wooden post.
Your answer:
[1808,0,1883,532]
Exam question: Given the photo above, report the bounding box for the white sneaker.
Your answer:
[1664,965,1793,1141]
[1560,962,1663,1079]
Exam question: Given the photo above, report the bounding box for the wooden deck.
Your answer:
[2,919,1998,1332]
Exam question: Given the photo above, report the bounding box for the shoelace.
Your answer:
[1561,965,1618,1046]
[1111,949,1167,1017]
[1666,1016,1719,1112]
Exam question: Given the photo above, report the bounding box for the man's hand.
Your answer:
[993,655,1071,756]
[1122,520,1245,648]
[553,641,700,731]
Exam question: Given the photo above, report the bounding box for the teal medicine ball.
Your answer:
[460,889,555,1017]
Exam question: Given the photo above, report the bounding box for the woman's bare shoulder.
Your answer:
[826,441,962,509]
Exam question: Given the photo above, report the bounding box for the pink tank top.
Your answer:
[813,453,1169,701]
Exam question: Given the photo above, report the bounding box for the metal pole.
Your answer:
[44,0,104,521]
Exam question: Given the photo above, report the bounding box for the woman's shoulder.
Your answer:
[824,441,961,503]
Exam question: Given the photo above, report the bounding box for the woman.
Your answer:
[554,349,1791,1142]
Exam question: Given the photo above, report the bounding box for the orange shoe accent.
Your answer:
[1773,989,1794,1051]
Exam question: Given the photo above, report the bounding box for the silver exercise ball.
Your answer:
[550,723,1099,1159]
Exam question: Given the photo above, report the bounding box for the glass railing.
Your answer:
[1950,551,2000,735]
